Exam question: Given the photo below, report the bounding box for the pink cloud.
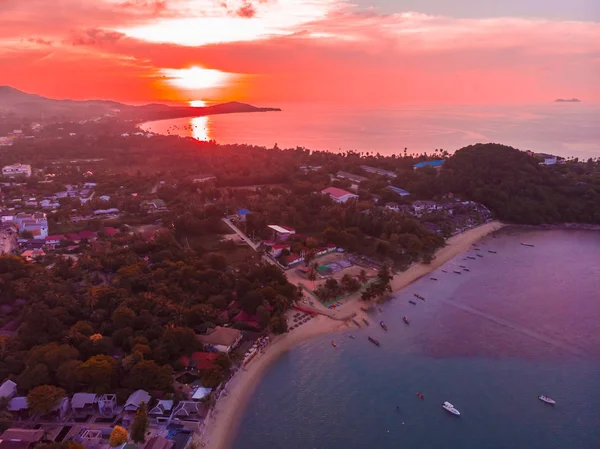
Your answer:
[0,1,598,105]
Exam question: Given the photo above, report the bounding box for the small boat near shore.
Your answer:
[409,300,417,305]
[467,256,476,260]
[348,334,355,339]
[416,392,424,400]
[368,336,380,346]
[331,341,337,348]
[363,318,370,326]
[453,270,462,274]
[380,321,388,331]
[430,277,438,281]
[476,254,484,258]
[463,268,470,272]
[403,316,410,325]
[442,401,460,416]
[352,319,361,327]
[441,269,448,273]
[521,243,535,247]
[488,250,497,254]
[538,395,556,405]
[360,306,370,312]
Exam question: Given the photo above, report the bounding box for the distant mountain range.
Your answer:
[0,86,281,121]
[554,98,581,103]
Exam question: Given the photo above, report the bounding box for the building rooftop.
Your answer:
[144,436,174,449]
[336,171,367,183]
[71,393,97,409]
[267,224,295,234]
[413,159,445,169]
[386,186,410,196]
[7,397,27,412]
[321,187,356,200]
[0,380,16,398]
[236,209,251,215]
[124,390,151,411]
[179,352,218,370]
[196,326,242,348]
[0,429,44,443]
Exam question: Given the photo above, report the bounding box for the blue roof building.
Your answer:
[413,159,445,170]
[237,209,251,215]
[386,186,410,197]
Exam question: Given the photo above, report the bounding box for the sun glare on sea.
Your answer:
[188,101,210,141]
[191,116,211,141]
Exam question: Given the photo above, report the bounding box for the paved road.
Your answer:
[221,218,259,251]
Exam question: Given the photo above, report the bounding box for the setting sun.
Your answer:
[162,66,234,91]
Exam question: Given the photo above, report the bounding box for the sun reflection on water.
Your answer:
[189,100,211,141]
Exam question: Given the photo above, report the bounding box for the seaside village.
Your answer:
[0,158,494,449]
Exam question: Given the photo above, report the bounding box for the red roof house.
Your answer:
[78,230,98,240]
[179,352,219,370]
[321,187,359,203]
[103,227,120,237]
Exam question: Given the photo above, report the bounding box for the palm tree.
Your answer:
[307,263,317,289]
[357,269,368,285]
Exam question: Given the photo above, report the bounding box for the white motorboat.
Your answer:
[538,395,556,405]
[442,401,460,416]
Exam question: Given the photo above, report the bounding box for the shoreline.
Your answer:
[201,220,505,449]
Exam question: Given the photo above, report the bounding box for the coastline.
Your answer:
[201,220,505,449]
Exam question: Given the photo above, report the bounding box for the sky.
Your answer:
[1,0,599,105]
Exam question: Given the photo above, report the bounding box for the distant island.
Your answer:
[554,98,581,103]
[0,85,281,122]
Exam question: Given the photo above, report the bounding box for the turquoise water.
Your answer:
[233,229,600,449]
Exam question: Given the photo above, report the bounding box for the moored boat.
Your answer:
[463,268,470,272]
[363,318,370,326]
[331,341,337,347]
[453,270,462,274]
[352,319,361,327]
[441,269,448,273]
[368,336,380,346]
[403,316,410,325]
[476,254,483,258]
[348,334,355,339]
[379,321,388,331]
[430,277,438,281]
[442,401,460,416]
[488,250,497,254]
[538,395,556,405]
[409,300,417,305]
[467,256,476,260]
[416,392,424,400]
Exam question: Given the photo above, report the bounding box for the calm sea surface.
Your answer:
[232,229,600,449]
[140,104,600,158]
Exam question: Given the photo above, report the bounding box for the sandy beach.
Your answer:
[201,220,505,449]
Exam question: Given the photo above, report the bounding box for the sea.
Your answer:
[139,103,600,159]
[232,229,600,449]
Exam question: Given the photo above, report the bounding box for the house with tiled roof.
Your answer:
[195,327,242,353]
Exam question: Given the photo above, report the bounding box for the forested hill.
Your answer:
[442,144,600,224]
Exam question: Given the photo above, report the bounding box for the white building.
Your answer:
[2,163,32,177]
[321,187,359,203]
